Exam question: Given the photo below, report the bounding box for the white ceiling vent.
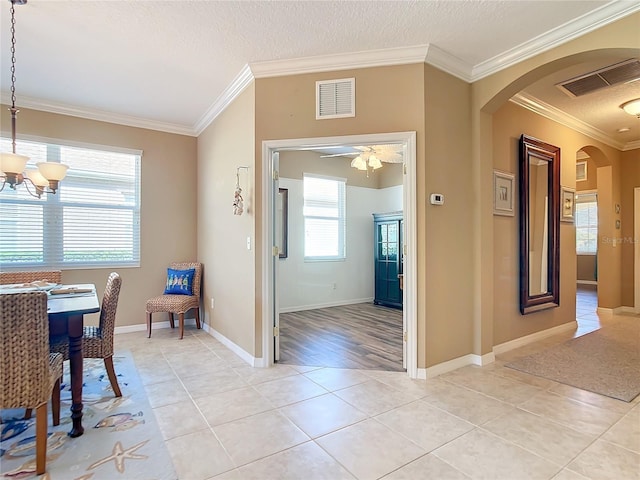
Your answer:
[316,78,355,120]
[557,59,640,97]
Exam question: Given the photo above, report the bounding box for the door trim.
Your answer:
[261,131,418,378]
[635,187,639,313]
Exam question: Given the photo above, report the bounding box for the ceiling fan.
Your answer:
[320,144,403,175]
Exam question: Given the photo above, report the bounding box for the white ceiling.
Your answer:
[0,1,639,148]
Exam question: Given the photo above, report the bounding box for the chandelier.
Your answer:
[0,0,68,198]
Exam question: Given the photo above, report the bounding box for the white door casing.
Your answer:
[261,131,418,378]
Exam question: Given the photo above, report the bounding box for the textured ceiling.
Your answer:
[0,0,638,147]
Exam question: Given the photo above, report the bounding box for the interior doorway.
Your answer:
[261,132,418,378]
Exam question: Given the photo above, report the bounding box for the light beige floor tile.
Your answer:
[519,390,624,436]
[491,364,560,390]
[288,364,324,374]
[382,453,471,479]
[143,378,191,408]
[154,400,209,440]
[483,408,596,465]
[280,393,367,438]
[304,367,370,391]
[136,362,178,386]
[253,373,328,407]
[195,386,274,426]
[375,400,474,452]
[433,428,560,480]
[233,441,356,479]
[567,439,640,480]
[213,410,309,466]
[549,383,636,414]
[316,418,425,480]
[232,364,300,384]
[371,372,447,399]
[206,347,248,367]
[333,380,416,416]
[181,368,247,399]
[420,381,516,425]
[164,350,228,378]
[166,428,234,480]
[551,468,591,480]
[443,367,544,405]
[601,405,640,453]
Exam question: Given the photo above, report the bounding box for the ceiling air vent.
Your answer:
[316,78,355,120]
[557,59,640,97]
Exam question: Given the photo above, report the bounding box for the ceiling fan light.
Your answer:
[621,98,640,117]
[25,168,50,187]
[351,156,367,170]
[368,155,383,170]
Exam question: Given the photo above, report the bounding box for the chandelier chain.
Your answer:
[10,1,17,109]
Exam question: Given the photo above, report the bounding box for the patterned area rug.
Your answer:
[506,316,640,402]
[1,352,177,479]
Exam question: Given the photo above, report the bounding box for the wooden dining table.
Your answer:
[46,284,100,437]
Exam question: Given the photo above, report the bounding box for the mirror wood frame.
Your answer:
[519,134,560,315]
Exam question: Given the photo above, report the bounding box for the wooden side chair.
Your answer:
[0,270,62,285]
[50,272,123,397]
[0,292,63,476]
[146,262,202,340]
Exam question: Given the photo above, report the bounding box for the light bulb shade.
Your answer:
[0,152,29,174]
[368,155,383,170]
[351,156,367,170]
[621,98,640,117]
[37,162,68,181]
[25,168,50,187]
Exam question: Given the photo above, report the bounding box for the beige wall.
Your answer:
[0,105,198,328]
[197,84,256,354]
[577,256,597,282]
[620,148,640,306]
[576,156,598,191]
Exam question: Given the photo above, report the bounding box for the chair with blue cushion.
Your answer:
[145,262,202,340]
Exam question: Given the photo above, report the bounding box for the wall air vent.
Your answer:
[557,59,640,97]
[316,78,355,119]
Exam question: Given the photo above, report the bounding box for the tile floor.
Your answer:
[115,291,639,480]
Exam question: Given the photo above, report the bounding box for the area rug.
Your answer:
[506,316,640,402]
[1,352,177,479]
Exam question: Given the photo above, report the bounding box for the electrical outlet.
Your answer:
[332,282,337,290]
[210,298,215,309]
[246,236,251,250]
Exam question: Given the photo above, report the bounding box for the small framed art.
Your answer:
[561,186,576,223]
[493,170,515,216]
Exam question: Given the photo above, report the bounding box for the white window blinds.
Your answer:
[0,137,141,269]
[575,192,598,254]
[303,174,346,260]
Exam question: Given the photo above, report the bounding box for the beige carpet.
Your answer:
[506,316,640,402]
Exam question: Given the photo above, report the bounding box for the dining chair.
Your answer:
[50,272,123,397]
[0,270,62,285]
[146,262,202,340]
[0,292,63,476]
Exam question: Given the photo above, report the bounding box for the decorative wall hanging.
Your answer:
[233,166,249,216]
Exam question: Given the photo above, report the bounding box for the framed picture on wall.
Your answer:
[493,170,515,216]
[561,186,576,223]
[576,161,587,181]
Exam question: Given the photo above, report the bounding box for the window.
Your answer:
[0,137,141,269]
[575,193,597,254]
[303,174,346,260]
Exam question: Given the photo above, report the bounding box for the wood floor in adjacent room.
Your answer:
[278,302,404,371]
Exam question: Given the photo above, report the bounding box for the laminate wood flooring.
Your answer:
[278,302,404,371]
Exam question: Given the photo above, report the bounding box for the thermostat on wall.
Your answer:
[430,193,444,205]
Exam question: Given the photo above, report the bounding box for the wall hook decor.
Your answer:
[233,166,249,216]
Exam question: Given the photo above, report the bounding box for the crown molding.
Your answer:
[194,64,254,136]
[511,92,627,151]
[424,44,472,82]
[0,92,196,137]
[471,1,640,81]
[250,45,430,79]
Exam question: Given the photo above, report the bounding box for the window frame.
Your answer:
[302,173,347,262]
[575,191,598,256]
[0,135,142,270]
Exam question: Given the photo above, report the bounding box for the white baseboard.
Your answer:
[420,352,496,379]
[618,306,640,315]
[114,318,198,335]
[203,324,259,367]
[577,280,597,285]
[280,297,375,314]
[492,321,576,355]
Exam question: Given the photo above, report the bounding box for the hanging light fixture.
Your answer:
[0,0,68,198]
[350,151,383,177]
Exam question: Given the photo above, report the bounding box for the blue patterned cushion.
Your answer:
[164,268,195,295]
